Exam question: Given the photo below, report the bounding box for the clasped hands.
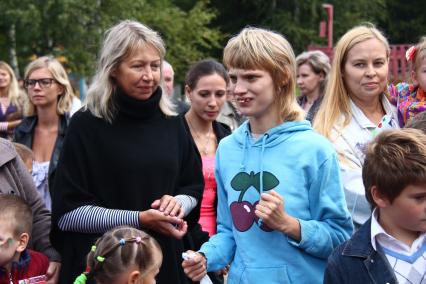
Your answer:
[139,195,187,239]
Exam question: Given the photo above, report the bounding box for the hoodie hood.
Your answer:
[234,120,312,173]
[234,120,312,148]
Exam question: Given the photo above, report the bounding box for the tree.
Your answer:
[0,0,222,83]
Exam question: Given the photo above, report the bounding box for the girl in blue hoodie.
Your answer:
[182,27,353,284]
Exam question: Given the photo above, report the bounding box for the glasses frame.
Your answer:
[24,78,57,89]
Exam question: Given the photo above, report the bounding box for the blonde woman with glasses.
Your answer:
[14,56,73,212]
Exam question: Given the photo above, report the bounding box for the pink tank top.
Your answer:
[199,155,217,236]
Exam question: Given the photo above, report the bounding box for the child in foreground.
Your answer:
[388,37,426,126]
[0,194,49,283]
[324,128,426,283]
[74,226,163,284]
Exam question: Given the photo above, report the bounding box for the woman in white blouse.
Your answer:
[313,24,399,227]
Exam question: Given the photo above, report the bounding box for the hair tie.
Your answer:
[73,273,87,284]
[96,256,105,263]
[119,239,126,246]
[135,237,142,243]
[91,245,96,252]
[406,46,417,62]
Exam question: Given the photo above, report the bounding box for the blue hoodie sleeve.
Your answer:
[287,154,353,259]
[199,149,236,271]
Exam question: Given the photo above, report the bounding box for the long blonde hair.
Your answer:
[85,20,175,123]
[313,24,390,140]
[223,27,304,122]
[24,56,73,116]
[0,61,21,107]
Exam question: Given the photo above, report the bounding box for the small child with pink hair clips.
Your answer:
[74,226,163,284]
[388,36,426,126]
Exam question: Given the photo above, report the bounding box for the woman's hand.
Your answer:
[151,195,184,218]
[139,209,187,239]
[7,119,22,130]
[255,190,301,241]
[46,261,61,284]
[182,250,207,281]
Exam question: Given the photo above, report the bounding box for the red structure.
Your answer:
[308,3,412,83]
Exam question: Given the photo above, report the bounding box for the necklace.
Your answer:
[186,117,215,156]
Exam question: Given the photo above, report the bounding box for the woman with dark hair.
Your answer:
[182,59,231,283]
[184,59,231,237]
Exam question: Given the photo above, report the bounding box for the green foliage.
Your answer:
[1,0,424,83]
[139,0,222,82]
[0,0,222,81]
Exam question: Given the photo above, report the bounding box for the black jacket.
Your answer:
[13,114,69,190]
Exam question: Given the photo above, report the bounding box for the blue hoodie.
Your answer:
[199,120,353,284]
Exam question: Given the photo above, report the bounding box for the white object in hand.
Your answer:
[182,252,213,284]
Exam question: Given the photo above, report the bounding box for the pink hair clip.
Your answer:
[406,46,417,62]
[135,237,142,243]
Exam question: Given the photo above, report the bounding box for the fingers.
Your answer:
[46,262,61,284]
[151,195,182,217]
[164,199,181,216]
[261,190,283,202]
[159,220,188,239]
[182,252,207,281]
[151,199,161,209]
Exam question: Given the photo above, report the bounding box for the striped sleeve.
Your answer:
[58,205,140,233]
[0,122,8,132]
[175,194,197,217]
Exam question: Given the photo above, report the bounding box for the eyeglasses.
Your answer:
[24,78,56,89]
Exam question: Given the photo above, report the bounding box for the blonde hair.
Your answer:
[313,24,390,139]
[0,61,21,107]
[296,50,331,95]
[85,226,162,283]
[223,27,304,122]
[24,56,73,116]
[412,36,426,71]
[85,20,175,123]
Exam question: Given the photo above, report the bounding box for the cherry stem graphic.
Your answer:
[238,189,248,202]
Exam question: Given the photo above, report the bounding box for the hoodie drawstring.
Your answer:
[258,133,268,227]
[259,134,268,195]
[239,130,250,171]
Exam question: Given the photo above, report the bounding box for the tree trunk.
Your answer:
[8,23,20,78]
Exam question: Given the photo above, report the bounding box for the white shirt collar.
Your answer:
[349,95,398,129]
[370,208,426,255]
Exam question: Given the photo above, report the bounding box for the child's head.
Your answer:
[76,227,162,284]
[405,111,426,134]
[407,36,426,91]
[223,27,304,122]
[0,194,33,270]
[363,129,426,233]
[13,142,34,173]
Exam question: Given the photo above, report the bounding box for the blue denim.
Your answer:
[324,218,398,284]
